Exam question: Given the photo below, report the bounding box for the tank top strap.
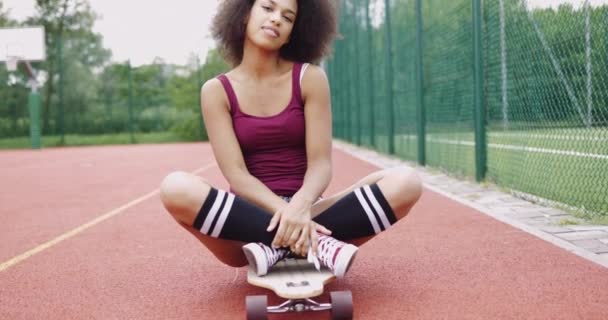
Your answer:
[216,74,241,116]
[291,62,304,105]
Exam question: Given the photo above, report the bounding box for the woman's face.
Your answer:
[245,0,297,51]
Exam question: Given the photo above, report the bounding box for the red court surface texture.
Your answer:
[1,143,607,319]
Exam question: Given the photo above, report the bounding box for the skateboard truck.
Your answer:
[268,298,331,312]
[246,291,353,320]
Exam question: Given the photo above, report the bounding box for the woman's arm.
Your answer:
[269,64,333,254]
[293,64,333,204]
[200,78,286,214]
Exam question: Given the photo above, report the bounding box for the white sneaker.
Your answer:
[313,234,358,279]
[242,242,289,276]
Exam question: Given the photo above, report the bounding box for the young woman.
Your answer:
[160,0,422,278]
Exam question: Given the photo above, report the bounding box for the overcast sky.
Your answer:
[3,0,219,66]
[2,0,607,66]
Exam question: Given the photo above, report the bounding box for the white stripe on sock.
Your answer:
[355,188,381,234]
[201,190,225,234]
[210,193,235,238]
[363,185,391,230]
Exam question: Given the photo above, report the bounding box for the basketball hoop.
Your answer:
[6,56,19,72]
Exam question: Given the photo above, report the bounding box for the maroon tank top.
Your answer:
[217,63,307,197]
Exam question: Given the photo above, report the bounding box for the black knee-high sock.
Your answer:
[313,184,397,241]
[192,188,276,246]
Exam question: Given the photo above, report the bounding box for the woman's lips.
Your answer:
[262,26,279,38]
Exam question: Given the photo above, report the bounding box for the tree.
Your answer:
[0,3,30,138]
[167,49,229,140]
[27,0,110,134]
[0,2,11,26]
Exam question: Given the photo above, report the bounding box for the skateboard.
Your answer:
[246,258,353,319]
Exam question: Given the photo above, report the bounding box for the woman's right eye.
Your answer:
[262,6,272,11]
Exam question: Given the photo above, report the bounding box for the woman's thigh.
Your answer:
[310,166,422,246]
[311,170,386,216]
[180,221,248,268]
[310,170,387,246]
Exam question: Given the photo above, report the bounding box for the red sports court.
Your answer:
[1,143,607,319]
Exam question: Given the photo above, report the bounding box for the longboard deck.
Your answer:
[247,258,336,299]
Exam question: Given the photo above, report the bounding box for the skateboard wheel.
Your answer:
[330,291,353,320]
[246,295,268,320]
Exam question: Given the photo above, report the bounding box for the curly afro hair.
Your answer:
[211,0,339,65]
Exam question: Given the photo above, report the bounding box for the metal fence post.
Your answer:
[365,0,375,147]
[196,56,204,139]
[127,60,135,143]
[415,0,426,165]
[58,33,65,144]
[353,0,362,146]
[384,0,395,154]
[345,6,353,142]
[28,90,41,149]
[472,0,487,181]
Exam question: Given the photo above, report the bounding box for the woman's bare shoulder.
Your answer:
[301,64,329,98]
[201,77,222,96]
[200,77,229,112]
[302,64,328,85]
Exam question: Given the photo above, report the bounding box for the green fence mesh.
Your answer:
[484,0,608,217]
[424,0,476,177]
[328,0,608,218]
[0,57,212,146]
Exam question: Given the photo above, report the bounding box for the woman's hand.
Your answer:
[267,198,331,256]
[268,198,311,250]
[291,221,332,257]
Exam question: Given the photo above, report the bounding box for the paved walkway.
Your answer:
[335,140,608,269]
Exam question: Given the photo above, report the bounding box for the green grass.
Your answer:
[0,131,184,149]
[588,215,608,225]
[423,129,608,154]
[558,218,582,226]
[353,130,607,222]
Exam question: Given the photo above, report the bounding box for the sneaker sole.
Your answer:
[242,244,267,276]
[333,244,358,279]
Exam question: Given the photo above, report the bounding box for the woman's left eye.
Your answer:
[283,16,293,22]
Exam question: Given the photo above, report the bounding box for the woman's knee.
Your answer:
[380,166,423,206]
[160,171,211,219]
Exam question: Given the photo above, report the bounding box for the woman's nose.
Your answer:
[270,11,281,25]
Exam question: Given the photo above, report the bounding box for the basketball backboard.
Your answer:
[0,26,46,63]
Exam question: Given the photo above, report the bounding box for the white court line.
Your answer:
[0,163,217,273]
[488,132,607,142]
[403,133,608,142]
[425,137,608,160]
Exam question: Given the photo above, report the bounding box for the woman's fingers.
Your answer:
[294,225,310,256]
[272,216,287,248]
[278,221,298,248]
[270,205,313,249]
[287,226,302,248]
[314,223,332,235]
[310,226,319,257]
[267,211,281,232]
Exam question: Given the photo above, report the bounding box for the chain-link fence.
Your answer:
[328,0,608,218]
[0,54,211,147]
